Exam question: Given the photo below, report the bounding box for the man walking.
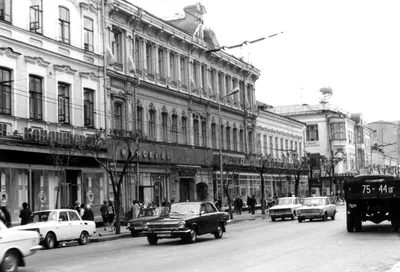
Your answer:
[19,202,32,225]
[100,200,108,231]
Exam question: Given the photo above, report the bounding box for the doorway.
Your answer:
[179,178,194,202]
[60,170,80,208]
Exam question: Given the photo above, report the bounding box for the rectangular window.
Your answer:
[285,139,289,154]
[226,127,231,150]
[146,43,152,74]
[263,135,267,154]
[220,125,224,150]
[169,52,175,81]
[180,57,186,85]
[30,5,43,34]
[269,136,273,156]
[248,131,253,153]
[201,120,207,147]
[225,77,229,97]
[256,134,261,154]
[0,68,11,115]
[134,37,140,70]
[113,103,122,130]
[29,75,42,120]
[111,27,121,63]
[306,125,319,141]
[192,61,198,86]
[59,7,70,43]
[218,73,223,97]
[149,111,155,140]
[240,129,244,152]
[161,113,168,142]
[330,122,346,140]
[290,141,293,153]
[201,65,206,91]
[211,123,217,148]
[171,115,178,143]
[158,48,164,78]
[181,117,187,144]
[233,128,238,151]
[58,83,70,124]
[84,89,94,127]
[274,137,278,158]
[136,107,143,132]
[280,138,283,158]
[0,0,12,23]
[193,119,199,146]
[83,17,94,51]
[299,143,302,157]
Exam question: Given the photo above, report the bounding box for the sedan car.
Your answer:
[142,201,230,245]
[268,197,302,221]
[297,197,337,222]
[0,221,42,272]
[127,207,168,237]
[12,209,96,249]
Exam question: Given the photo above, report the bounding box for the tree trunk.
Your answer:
[308,167,313,197]
[223,185,234,220]
[295,177,300,198]
[114,183,122,235]
[261,175,266,215]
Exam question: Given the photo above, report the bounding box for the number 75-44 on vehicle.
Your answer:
[344,174,400,232]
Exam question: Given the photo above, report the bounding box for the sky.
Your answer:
[129,0,400,123]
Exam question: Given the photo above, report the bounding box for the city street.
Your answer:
[20,206,400,272]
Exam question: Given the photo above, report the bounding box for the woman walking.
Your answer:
[107,201,115,231]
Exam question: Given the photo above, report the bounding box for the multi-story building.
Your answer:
[0,0,106,223]
[255,103,307,197]
[103,1,260,208]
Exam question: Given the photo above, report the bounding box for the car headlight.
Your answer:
[178,221,186,229]
[127,223,131,227]
[143,222,149,230]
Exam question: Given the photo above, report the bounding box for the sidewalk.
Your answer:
[89,212,267,243]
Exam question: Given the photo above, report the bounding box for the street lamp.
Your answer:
[218,87,240,210]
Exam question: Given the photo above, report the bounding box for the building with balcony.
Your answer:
[0,0,106,223]
[103,1,260,208]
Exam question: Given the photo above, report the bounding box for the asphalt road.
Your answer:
[20,205,400,272]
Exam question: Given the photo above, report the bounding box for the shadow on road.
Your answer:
[144,236,230,246]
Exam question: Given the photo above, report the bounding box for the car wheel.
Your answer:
[131,231,139,237]
[282,217,285,221]
[187,228,198,243]
[1,250,19,272]
[214,223,223,239]
[331,211,336,220]
[309,218,313,222]
[44,233,56,249]
[354,217,362,232]
[322,212,328,221]
[298,218,303,223]
[346,214,355,232]
[78,231,89,245]
[271,216,276,222]
[147,235,158,245]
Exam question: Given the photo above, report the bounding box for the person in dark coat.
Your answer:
[249,195,257,215]
[1,206,11,227]
[19,202,32,225]
[237,196,243,215]
[100,200,108,231]
[82,204,94,221]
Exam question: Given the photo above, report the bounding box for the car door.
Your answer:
[205,203,219,233]
[198,204,211,234]
[57,211,71,240]
[68,211,82,239]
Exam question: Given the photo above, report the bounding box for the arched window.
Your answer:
[136,106,143,132]
[161,112,168,142]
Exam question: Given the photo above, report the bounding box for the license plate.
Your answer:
[157,233,170,237]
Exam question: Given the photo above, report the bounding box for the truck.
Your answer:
[344,174,400,232]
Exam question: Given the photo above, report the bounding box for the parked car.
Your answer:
[269,197,303,221]
[127,207,169,237]
[142,201,230,245]
[0,220,42,272]
[297,197,337,222]
[12,209,96,249]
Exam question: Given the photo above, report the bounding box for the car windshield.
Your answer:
[29,211,58,223]
[139,208,163,217]
[169,203,199,215]
[277,198,295,205]
[303,198,326,206]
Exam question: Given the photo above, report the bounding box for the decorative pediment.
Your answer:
[0,47,21,59]
[136,99,143,109]
[79,72,100,81]
[171,108,177,116]
[181,110,187,117]
[79,1,98,14]
[225,121,230,127]
[211,116,215,123]
[54,65,77,75]
[149,102,156,112]
[161,105,168,114]
[24,56,50,68]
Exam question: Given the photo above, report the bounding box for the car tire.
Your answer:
[147,235,158,245]
[322,212,328,221]
[44,233,56,249]
[331,211,336,220]
[309,218,313,222]
[282,217,285,221]
[271,216,276,222]
[131,231,139,237]
[187,228,198,243]
[78,231,89,245]
[354,217,362,232]
[214,223,223,239]
[346,214,355,232]
[1,249,19,272]
[298,218,303,223]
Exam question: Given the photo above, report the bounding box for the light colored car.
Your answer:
[269,197,303,221]
[297,197,337,222]
[12,209,96,249]
[0,221,42,272]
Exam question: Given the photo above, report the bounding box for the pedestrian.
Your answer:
[247,196,251,213]
[1,206,11,227]
[233,196,238,214]
[237,196,243,215]
[131,200,140,219]
[74,201,80,214]
[19,202,32,225]
[107,201,115,231]
[82,204,94,221]
[249,195,257,215]
[273,194,278,206]
[100,200,108,231]
[161,198,169,207]
[79,203,85,218]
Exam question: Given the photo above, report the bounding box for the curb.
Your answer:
[89,233,131,243]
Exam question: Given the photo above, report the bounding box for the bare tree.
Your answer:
[250,154,273,215]
[289,156,309,198]
[84,130,144,234]
[320,152,346,196]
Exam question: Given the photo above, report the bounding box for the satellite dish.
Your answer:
[320,87,333,96]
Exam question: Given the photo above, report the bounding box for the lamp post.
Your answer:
[218,88,240,210]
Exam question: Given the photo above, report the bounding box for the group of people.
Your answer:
[74,201,95,221]
[0,202,33,228]
[100,200,115,231]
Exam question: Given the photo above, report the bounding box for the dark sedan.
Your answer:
[142,201,230,245]
[126,207,168,237]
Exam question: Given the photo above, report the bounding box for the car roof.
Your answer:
[304,197,328,199]
[32,209,77,213]
[172,201,212,205]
